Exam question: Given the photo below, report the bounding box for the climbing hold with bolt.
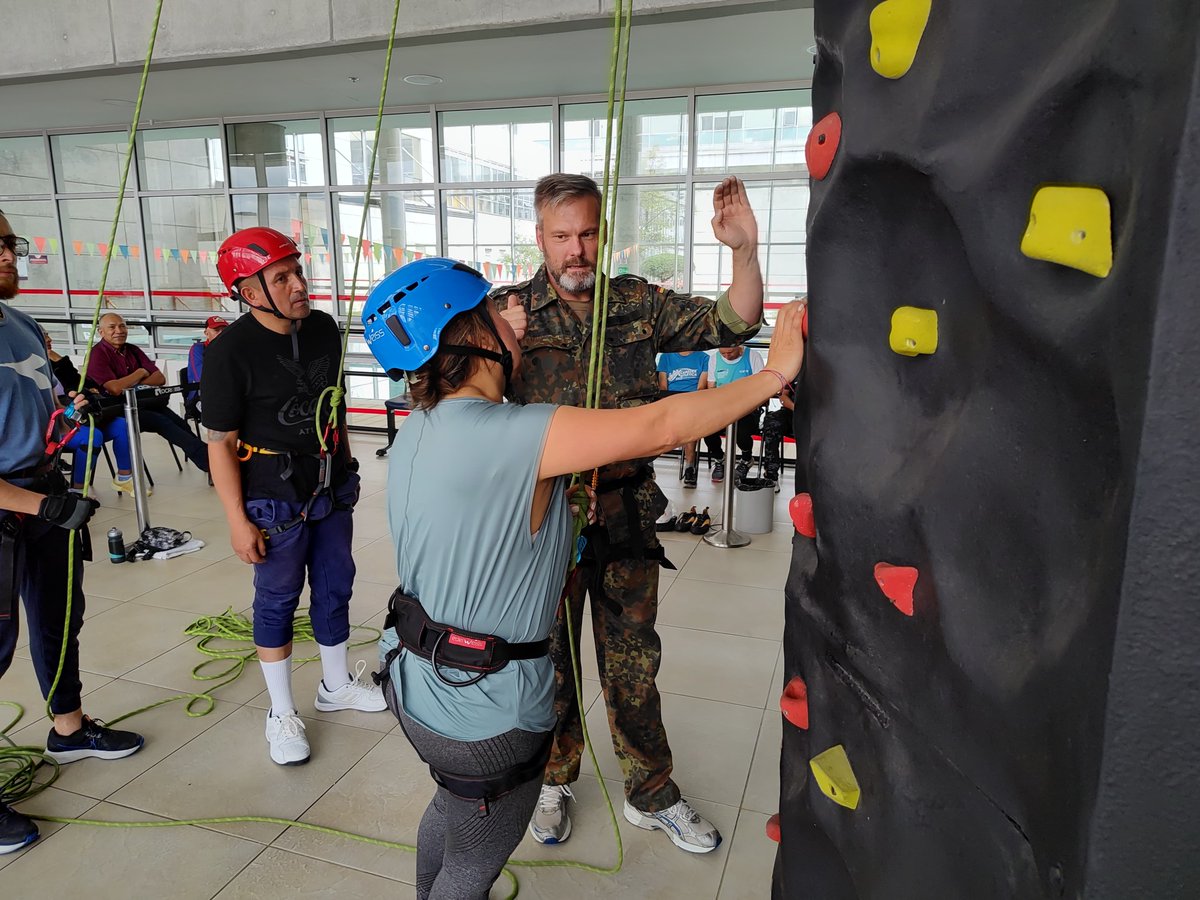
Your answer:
[889,306,938,357]
[874,562,918,616]
[789,493,816,537]
[1020,185,1113,278]
[810,744,862,809]
[869,0,932,79]
[781,676,810,729]
[806,112,842,180]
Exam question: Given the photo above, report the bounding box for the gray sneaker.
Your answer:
[529,784,574,844]
[623,797,722,853]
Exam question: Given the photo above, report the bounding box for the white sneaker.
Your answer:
[529,784,574,844]
[623,798,721,853]
[264,710,309,766]
[314,660,386,713]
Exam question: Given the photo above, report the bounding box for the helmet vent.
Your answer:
[247,243,269,257]
[385,315,413,347]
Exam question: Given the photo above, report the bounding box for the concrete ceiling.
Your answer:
[0,5,813,134]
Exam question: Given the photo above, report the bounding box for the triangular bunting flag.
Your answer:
[72,240,83,256]
[119,245,129,258]
[97,243,109,258]
[49,238,59,254]
[86,243,97,256]
[181,248,191,263]
[33,236,46,253]
[393,248,404,263]
[154,247,163,261]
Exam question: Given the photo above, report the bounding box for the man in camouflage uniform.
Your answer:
[494,172,763,853]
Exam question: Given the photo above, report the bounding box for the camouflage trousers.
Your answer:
[543,473,681,813]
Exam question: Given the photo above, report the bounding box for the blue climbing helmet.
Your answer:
[363,258,507,381]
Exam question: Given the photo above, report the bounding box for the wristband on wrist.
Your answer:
[761,367,790,396]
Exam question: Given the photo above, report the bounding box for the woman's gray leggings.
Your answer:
[394,703,548,900]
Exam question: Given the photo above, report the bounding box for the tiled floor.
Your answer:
[1,432,794,899]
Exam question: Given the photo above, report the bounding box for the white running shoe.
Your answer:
[265,710,310,766]
[314,660,387,713]
[623,797,722,853]
[529,784,574,844]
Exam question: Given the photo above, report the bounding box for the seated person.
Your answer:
[655,350,708,487]
[761,381,795,487]
[185,315,228,415]
[39,325,137,495]
[86,313,209,474]
[702,344,765,483]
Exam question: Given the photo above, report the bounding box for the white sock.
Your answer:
[259,657,296,716]
[318,642,350,691]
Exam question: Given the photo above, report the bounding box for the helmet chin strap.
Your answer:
[441,308,514,396]
[232,272,302,323]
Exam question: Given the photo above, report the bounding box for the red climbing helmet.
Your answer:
[216,227,301,293]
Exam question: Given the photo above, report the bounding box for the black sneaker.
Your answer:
[0,802,39,855]
[734,460,752,483]
[45,716,145,764]
[683,466,697,488]
[711,462,725,483]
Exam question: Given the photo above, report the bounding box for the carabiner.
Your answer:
[44,407,82,457]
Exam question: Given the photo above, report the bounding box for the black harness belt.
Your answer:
[378,588,549,685]
[373,588,554,814]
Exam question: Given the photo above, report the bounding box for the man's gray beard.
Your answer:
[557,268,596,294]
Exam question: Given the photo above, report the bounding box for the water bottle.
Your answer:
[107,527,125,564]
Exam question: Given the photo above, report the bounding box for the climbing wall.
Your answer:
[775,2,1200,897]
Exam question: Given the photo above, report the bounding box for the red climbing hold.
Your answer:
[766,813,782,843]
[802,303,809,339]
[805,111,842,180]
[789,493,816,538]
[780,676,810,729]
[874,562,918,616]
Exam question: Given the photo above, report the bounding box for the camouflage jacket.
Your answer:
[490,265,763,480]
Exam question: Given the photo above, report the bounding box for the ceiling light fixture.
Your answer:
[403,74,443,86]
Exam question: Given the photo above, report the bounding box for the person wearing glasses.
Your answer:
[0,213,144,857]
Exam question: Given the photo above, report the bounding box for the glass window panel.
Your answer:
[335,190,437,311]
[143,195,231,312]
[562,98,688,177]
[695,90,810,175]
[155,324,209,355]
[329,114,435,185]
[439,108,551,183]
[227,119,325,188]
[137,125,225,191]
[767,245,807,300]
[1,199,64,309]
[605,184,686,289]
[59,198,144,309]
[232,192,333,314]
[40,321,73,350]
[0,136,52,194]
[51,131,133,193]
[442,188,538,282]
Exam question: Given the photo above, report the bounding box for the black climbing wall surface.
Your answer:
[776,3,1200,897]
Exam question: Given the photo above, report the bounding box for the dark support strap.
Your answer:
[0,515,21,621]
[383,589,550,681]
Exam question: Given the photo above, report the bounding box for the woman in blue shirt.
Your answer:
[365,258,805,900]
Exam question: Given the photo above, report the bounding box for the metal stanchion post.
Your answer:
[123,387,152,535]
[704,420,751,548]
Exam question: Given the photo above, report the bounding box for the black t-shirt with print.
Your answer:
[201,310,348,501]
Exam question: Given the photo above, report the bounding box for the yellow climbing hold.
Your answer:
[810,744,861,810]
[869,0,932,79]
[1021,185,1113,278]
[889,306,938,357]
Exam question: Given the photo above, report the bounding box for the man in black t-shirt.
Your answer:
[203,227,384,767]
